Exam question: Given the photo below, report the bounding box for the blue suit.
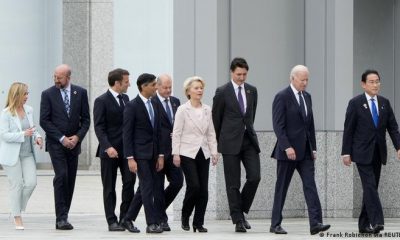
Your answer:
[40,84,90,222]
[122,95,164,225]
[271,86,322,228]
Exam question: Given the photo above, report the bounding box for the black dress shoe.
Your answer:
[120,219,140,233]
[235,220,247,232]
[146,224,163,233]
[270,225,287,234]
[310,223,330,235]
[373,224,384,233]
[160,222,171,231]
[55,220,74,230]
[108,222,125,231]
[359,226,377,234]
[181,217,190,231]
[193,225,208,232]
[243,218,251,229]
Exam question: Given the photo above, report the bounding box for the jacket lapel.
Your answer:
[228,82,243,115]
[137,95,153,128]
[287,86,304,121]
[23,106,34,128]
[185,102,206,134]
[54,86,69,118]
[106,90,121,110]
[361,95,377,128]
[377,95,384,128]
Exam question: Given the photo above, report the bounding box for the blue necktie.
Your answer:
[147,100,155,127]
[164,99,173,124]
[237,86,245,115]
[62,88,70,117]
[371,98,379,127]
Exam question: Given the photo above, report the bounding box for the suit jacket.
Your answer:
[271,86,316,161]
[172,101,218,159]
[152,95,180,158]
[39,84,90,155]
[123,95,164,160]
[94,90,129,158]
[342,94,400,165]
[0,105,41,166]
[212,81,260,154]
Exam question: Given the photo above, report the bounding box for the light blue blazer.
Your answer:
[0,105,41,166]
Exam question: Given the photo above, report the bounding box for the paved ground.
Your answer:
[1,170,400,239]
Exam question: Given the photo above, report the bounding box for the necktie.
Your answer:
[62,88,70,117]
[237,86,245,115]
[164,99,173,124]
[117,94,125,109]
[298,92,307,120]
[147,100,155,127]
[371,98,379,127]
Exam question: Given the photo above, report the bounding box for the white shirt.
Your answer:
[139,93,154,121]
[231,80,247,113]
[365,92,379,116]
[290,83,307,116]
[109,88,124,106]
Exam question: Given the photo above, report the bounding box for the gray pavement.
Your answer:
[1,170,400,239]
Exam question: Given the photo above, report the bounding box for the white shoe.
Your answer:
[14,217,24,230]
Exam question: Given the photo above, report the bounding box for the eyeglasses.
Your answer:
[366,81,381,85]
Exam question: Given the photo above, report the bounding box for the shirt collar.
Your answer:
[108,88,120,98]
[231,79,244,89]
[290,83,300,95]
[61,84,71,93]
[365,92,377,101]
[156,91,168,102]
[139,93,151,103]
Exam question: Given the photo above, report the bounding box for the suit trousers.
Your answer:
[48,143,78,222]
[2,154,37,217]
[124,158,163,225]
[222,133,261,223]
[180,149,210,226]
[100,155,135,225]
[160,155,183,222]
[271,157,322,228]
[356,145,384,229]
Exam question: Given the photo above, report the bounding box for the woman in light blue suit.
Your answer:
[0,82,43,229]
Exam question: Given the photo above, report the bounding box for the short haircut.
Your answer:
[108,68,129,86]
[361,69,380,83]
[290,65,309,80]
[183,76,205,99]
[230,57,249,72]
[137,73,156,91]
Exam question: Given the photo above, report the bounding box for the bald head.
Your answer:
[157,74,173,98]
[290,65,309,92]
[54,64,72,89]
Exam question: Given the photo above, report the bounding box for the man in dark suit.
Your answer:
[93,68,136,231]
[120,73,165,234]
[212,57,261,233]
[342,69,400,234]
[270,65,330,235]
[40,64,90,230]
[152,74,183,230]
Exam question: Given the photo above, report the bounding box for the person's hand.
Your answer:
[156,156,164,172]
[397,150,400,160]
[342,155,352,166]
[68,135,79,149]
[211,154,219,166]
[313,151,317,160]
[128,158,137,173]
[62,137,73,149]
[106,147,119,158]
[24,127,35,137]
[173,155,181,167]
[36,137,43,149]
[286,147,296,160]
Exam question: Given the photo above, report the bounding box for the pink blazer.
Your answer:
[172,101,218,159]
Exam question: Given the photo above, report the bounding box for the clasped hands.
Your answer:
[62,135,79,149]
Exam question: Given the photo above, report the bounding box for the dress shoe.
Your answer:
[359,226,377,234]
[108,222,125,231]
[193,225,208,232]
[181,217,190,231]
[235,220,247,232]
[160,222,171,231]
[120,219,140,233]
[270,225,287,234]
[55,219,74,230]
[310,223,330,235]
[242,216,251,229]
[146,224,163,233]
[373,224,384,233]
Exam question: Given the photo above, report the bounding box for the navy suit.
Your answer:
[342,94,400,229]
[93,90,135,225]
[122,95,164,225]
[152,95,183,222]
[40,84,90,222]
[271,86,322,228]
